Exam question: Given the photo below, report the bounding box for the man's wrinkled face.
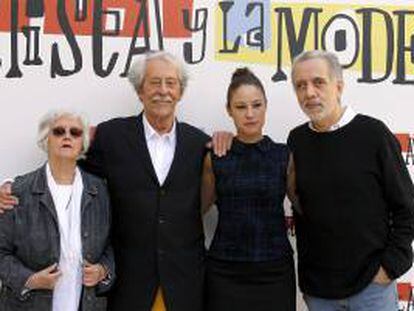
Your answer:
[292,58,343,124]
[138,58,182,121]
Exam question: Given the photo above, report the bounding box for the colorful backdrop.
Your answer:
[1,0,413,309]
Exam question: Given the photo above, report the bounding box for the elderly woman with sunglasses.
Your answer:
[0,110,114,311]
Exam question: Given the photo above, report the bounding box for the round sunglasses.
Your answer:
[51,126,83,138]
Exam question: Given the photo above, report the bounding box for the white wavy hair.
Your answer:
[37,109,90,157]
[127,51,189,94]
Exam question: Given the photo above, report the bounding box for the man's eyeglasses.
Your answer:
[51,126,83,138]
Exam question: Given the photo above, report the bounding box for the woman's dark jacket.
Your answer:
[0,165,115,311]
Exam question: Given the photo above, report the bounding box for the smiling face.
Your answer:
[137,58,182,125]
[227,84,267,143]
[47,115,84,163]
[292,58,344,129]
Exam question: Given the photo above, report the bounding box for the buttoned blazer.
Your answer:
[80,113,209,311]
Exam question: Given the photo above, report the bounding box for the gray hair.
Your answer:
[291,50,343,82]
[37,109,90,157]
[127,51,189,94]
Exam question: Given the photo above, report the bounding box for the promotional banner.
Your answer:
[1,0,413,309]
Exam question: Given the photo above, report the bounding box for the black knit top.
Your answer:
[288,114,414,298]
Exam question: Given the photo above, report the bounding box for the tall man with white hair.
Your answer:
[79,51,209,311]
[0,51,211,311]
[287,50,414,310]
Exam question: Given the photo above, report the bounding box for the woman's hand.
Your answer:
[26,263,61,290]
[83,261,106,287]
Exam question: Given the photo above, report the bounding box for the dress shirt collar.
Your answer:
[309,106,357,132]
[142,113,176,143]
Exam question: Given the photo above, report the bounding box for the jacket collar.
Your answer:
[31,164,58,223]
[31,164,97,196]
[31,164,98,220]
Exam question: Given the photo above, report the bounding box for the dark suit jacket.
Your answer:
[80,113,209,311]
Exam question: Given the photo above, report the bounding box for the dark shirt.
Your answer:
[208,136,292,262]
[288,114,414,299]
